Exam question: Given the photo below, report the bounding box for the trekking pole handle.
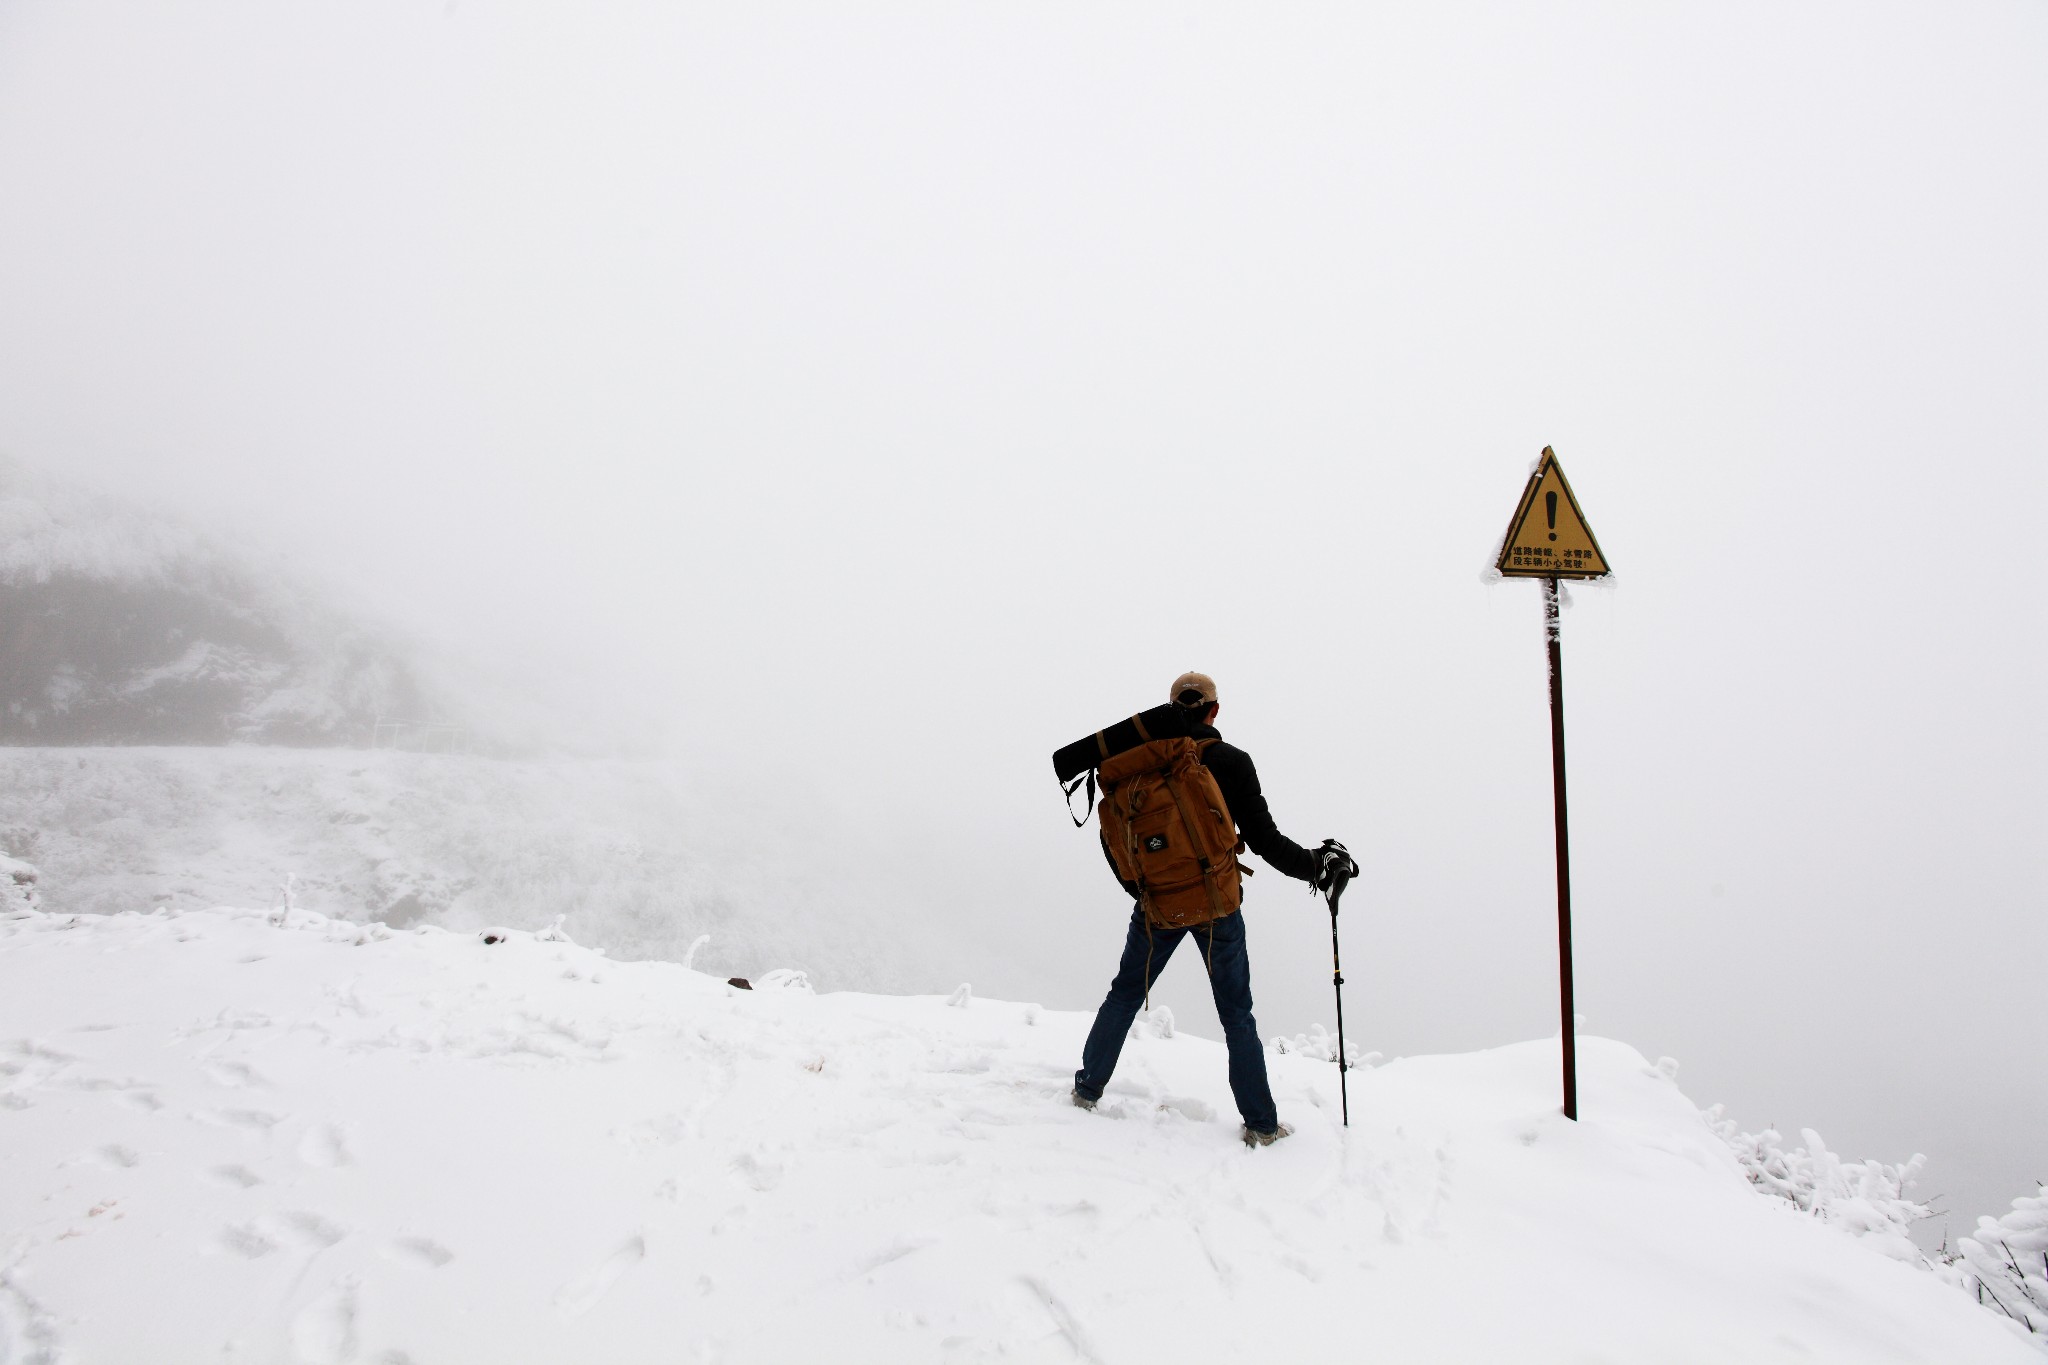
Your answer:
[1317,839,1360,916]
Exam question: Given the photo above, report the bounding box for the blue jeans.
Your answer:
[1073,906,1279,1133]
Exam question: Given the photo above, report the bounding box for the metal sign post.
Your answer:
[1495,447,1611,1121]
[1542,573,1577,1119]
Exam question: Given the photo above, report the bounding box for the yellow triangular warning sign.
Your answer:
[1496,447,1610,579]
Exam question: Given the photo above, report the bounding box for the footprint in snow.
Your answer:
[553,1235,645,1321]
[1155,1095,1216,1122]
[843,1236,939,1281]
[196,1107,285,1132]
[207,1164,264,1188]
[0,1273,64,1365]
[1280,1251,1324,1282]
[613,1113,690,1151]
[298,1124,351,1168]
[729,1153,784,1192]
[93,1144,141,1168]
[115,1090,163,1113]
[383,1237,453,1269]
[290,1279,359,1365]
[219,1223,278,1259]
[267,1211,347,1250]
[203,1060,266,1089]
[4,1039,76,1066]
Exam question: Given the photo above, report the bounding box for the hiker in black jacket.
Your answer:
[1072,671,1346,1147]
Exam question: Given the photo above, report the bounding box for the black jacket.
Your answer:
[1100,722,1317,897]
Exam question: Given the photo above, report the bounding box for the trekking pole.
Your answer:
[1327,893,1349,1126]
[1319,842,1360,1126]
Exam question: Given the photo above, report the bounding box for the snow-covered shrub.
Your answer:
[0,853,40,918]
[1128,1006,1174,1040]
[535,915,581,946]
[1947,1185,2048,1343]
[1702,1107,1930,1264]
[1268,1023,1378,1069]
[1707,1105,2047,1347]
[754,968,814,993]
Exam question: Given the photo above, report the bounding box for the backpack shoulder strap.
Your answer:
[1190,738,1245,864]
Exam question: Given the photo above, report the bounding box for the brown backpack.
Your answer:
[1096,723,1246,928]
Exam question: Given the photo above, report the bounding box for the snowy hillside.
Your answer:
[1,906,2031,1364]
[0,461,449,747]
[0,746,935,994]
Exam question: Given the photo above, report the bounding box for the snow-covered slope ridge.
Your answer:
[0,460,443,746]
[0,746,929,994]
[0,909,2027,1365]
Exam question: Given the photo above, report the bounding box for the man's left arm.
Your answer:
[1207,745,1318,883]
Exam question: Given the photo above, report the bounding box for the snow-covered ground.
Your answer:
[1,906,2030,1364]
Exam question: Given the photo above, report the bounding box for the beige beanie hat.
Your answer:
[1169,671,1218,707]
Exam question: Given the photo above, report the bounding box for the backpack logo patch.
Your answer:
[1144,834,1168,853]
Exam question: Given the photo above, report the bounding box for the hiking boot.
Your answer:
[1241,1122,1293,1148]
[1070,1089,1098,1111]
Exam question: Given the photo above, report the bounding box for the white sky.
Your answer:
[1,1,2043,1232]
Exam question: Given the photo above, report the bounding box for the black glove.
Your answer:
[1314,838,1358,891]
[1314,841,1360,916]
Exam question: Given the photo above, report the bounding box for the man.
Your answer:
[1071,670,1346,1147]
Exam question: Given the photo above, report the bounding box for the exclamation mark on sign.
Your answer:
[1546,491,1559,541]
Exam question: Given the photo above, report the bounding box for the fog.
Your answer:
[1,2,2042,1235]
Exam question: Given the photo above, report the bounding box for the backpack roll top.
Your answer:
[1051,702,1194,785]
[1097,736,1243,928]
